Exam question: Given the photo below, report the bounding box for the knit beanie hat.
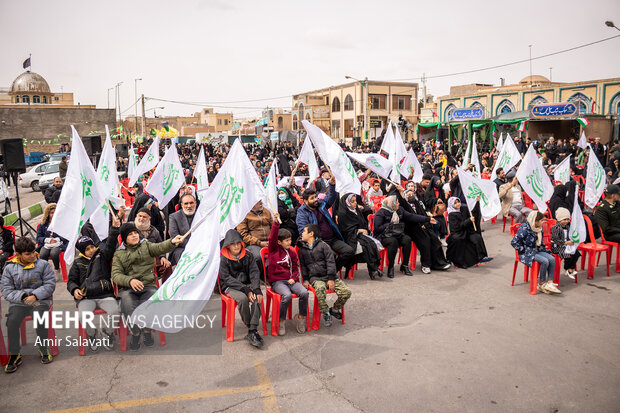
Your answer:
[555,207,571,222]
[120,223,139,244]
[76,236,95,255]
[137,207,151,217]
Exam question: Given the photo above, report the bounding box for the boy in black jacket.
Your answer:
[219,229,264,348]
[298,224,351,327]
[67,214,121,351]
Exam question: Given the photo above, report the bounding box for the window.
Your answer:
[224,119,228,125]
[218,119,222,125]
[33,95,40,103]
[568,92,590,114]
[305,112,311,120]
[43,96,47,104]
[299,104,304,117]
[45,164,59,174]
[54,96,59,101]
[332,97,340,112]
[369,94,386,110]
[610,92,620,115]
[293,115,298,130]
[527,95,547,109]
[332,120,341,138]
[470,101,483,110]
[444,103,457,121]
[277,116,283,129]
[496,99,515,115]
[344,94,354,111]
[22,95,30,103]
[392,95,411,110]
[15,96,19,103]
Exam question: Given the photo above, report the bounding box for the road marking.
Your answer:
[47,359,278,413]
[254,359,280,413]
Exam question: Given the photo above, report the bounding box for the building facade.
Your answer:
[292,80,419,142]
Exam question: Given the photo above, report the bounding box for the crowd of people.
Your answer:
[2,128,618,373]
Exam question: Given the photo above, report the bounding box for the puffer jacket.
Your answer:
[295,183,343,241]
[236,208,273,246]
[510,222,551,267]
[111,239,176,289]
[219,229,262,296]
[297,238,337,284]
[1,257,56,306]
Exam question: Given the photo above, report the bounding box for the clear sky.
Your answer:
[1,0,619,119]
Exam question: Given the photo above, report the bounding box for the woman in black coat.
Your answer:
[337,193,382,280]
[445,197,490,268]
[548,184,569,218]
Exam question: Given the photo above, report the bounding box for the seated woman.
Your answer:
[277,187,300,242]
[548,184,569,219]
[337,193,382,280]
[36,203,68,280]
[373,195,428,278]
[0,218,15,272]
[550,207,581,280]
[445,197,490,268]
[511,211,561,295]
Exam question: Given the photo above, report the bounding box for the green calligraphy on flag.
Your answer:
[149,252,210,303]
[466,182,489,207]
[217,175,244,223]
[162,163,180,196]
[526,168,545,198]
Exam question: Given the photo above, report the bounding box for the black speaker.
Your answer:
[1,139,26,173]
[82,135,102,156]
[116,143,129,158]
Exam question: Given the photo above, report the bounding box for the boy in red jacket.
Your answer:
[268,213,308,335]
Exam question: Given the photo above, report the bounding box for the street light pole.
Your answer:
[134,78,142,136]
[605,20,620,31]
[107,87,113,109]
[115,81,123,130]
[345,75,369,145]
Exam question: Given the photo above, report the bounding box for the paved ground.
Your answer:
[8,183,47,212]
[0,217,619,412]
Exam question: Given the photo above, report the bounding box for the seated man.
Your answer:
[1,237,56,373]
[595,184,620,242]
[112,223,183,351]
[67,214,121,352]
[499,173,532,224]
[298,224,351,327]
[219,229,264,348]
[133,207,173,281]
[168,193,196,265]
[44,177,63,204]
[296,176,354,273]
[236,201,273,272]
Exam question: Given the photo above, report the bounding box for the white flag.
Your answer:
[463,137,472,166]
[145,144,185,209]
[496,133,504,153]
[302,120,361,195]
[127,144,138,181]
[568,189,586,247]
[585,144,606,209]
[515,144,554,212]
[382,122,409,181]
[394,127,412,180]
[491,134,521,181]
[553,155,572,184]
[196,139,267,235]
[277,176,309,188]
[194,146,209,203]
[346,152,393,180]
[470,133,481,177]
[577,131,588,149]
[262,161,278,214]
[132,204,222,333]
[128,137,160,186]
[90,125,122,240]
[49,126,105,265]
[406,149,424,183]
[456,166,501,221]
[297,137,320,183]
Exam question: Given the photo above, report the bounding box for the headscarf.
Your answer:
[526,211,542,246]
[345,194,357,213]
[447,197,460,214]
[381,195,400,224]
[277,188,293,209]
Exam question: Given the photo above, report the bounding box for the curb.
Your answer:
[3,201,45,226]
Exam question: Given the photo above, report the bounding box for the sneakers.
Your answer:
[38,347,53,364]
[421,266,431,274]
[143,331,154,347]
[544,282,562,294]
[278,321,286,336]
[537,283,550,294]
[295,314,306,334]
[88,333,99,352]
[322,312,333,327]
[129,334,141,351]
[4,354,22,374]
[479,257,494,264]
[102,333,115,351]
[245,330,263,348]
[329,308,342,320]
[566,269,577,280]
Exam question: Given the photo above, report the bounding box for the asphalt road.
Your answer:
[0,218,619,412]
[7,183,47,214]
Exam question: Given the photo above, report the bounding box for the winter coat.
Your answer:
[297,238,337,283]
[510,222,550,267]
[219,230,262,296]
[44,186,62,204]
[36,222,68,251]
[277,187,300,240]
[67,226,120,300]
[1,258,56,306]
[267,221,300,284]
[296,183,343,241]
[595,199,620,238]
[373,206,429,239]
[111,239,176,289]
[0,226,14,256]
[550,223,578,259]
[236,209,273,246]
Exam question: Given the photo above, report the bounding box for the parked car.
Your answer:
[45,152,70,163]
[38,162,61,192]
[19,161,54,192]
[0,179,11,214]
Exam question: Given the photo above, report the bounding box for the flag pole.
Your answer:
[264,197,282,224]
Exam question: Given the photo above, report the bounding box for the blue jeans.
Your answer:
[533,252,555,282]
[272,281,309,319]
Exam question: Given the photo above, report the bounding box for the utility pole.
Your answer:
[134,78,142,135]
[107,87,113,109]
[421,72,427,108]
[363,77,369,144]
[549,67,553,81]
[528,45,533,88]
[141,94,146,139]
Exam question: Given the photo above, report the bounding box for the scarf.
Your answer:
[381,195,400,224]
[527,211,542,246]
[447,196,460,214]
[345,194,357,213]
[278,188,293,209]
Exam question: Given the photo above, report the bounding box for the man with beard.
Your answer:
[493,167,506,191]
[236,201,273,277]
[132,208,173,280]
[168,193,196,265]
[402,182,451,274]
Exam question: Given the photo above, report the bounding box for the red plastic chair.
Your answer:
[218,276,268,343]
[578,216,612,279]
[600,229,620,273]
[522,192,534,209]
[259,248,311,336]
[510,224,541,295]
[502,215,514,233]
[18,293,60,357]
[368,214,387,271]
[77,308,121,356]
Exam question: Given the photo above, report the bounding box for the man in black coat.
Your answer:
[44,177,63,204]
